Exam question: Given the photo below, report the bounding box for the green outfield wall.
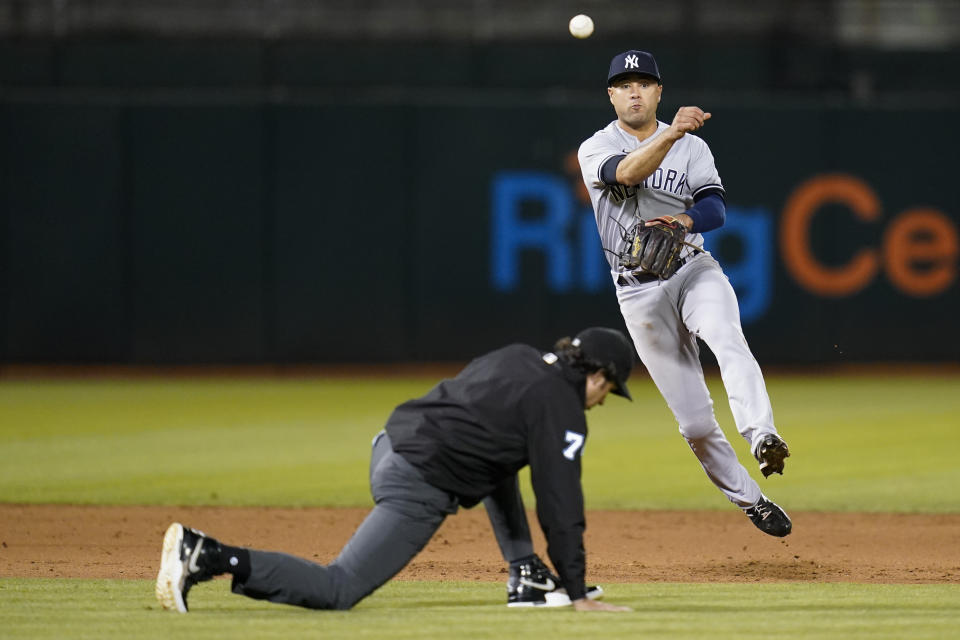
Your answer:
[2,38,957,364]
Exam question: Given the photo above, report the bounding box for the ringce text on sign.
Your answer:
[489,171,957,324]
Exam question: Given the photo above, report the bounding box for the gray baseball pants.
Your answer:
[616,253,776,507]
[230,431,459,609]
[483,475,534,563]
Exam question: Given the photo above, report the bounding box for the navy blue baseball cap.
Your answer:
[573,327,635,400]
[607,50,661,86]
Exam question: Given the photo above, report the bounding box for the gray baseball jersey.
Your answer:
[578,119,724,271]
[578,116,782,512]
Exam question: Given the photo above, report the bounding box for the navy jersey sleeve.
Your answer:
[600,154,628,186]
[522,379,588,601]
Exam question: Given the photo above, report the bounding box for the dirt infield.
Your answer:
[2,504,958,584]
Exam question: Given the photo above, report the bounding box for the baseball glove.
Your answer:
[619,215,689,279]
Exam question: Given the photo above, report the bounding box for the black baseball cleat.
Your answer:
[155,522,222,613]
[754,433,790,478]
[743,495,792,537]
[506,555,603,607]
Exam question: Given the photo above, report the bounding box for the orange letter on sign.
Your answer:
[883,208,958,297]
[780,174,880,297]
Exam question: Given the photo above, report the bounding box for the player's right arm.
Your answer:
[614,107,711,186]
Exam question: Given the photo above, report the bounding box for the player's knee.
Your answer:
[328,566,375,610]
[678,417,719,441]
[698,321,751,356]
[696,318,734,341]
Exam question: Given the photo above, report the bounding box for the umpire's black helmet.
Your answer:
[573,327,636,400]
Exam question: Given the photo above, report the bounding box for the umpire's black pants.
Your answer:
[230,431,459,609]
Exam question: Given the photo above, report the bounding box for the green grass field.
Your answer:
[1,580,957,640]
[2,373,958,511]
[1,372,959,638]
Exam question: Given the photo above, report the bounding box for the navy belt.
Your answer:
[616,257,686,286]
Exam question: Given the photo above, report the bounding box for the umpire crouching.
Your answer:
[156,327,635,613]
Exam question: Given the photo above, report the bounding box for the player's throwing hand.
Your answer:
[669,106,711,138]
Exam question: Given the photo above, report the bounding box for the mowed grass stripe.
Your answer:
[0,579,958,640]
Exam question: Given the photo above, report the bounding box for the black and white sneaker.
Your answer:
[506,555,603,608]
[155,522,221,613]
[743,495,792,537]
[543,585,605,607]
[753,433,790,478]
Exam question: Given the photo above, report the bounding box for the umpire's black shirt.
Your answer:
[385,343,590,601]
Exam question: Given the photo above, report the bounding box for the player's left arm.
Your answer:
[679,138,726,233]
[676,192,725,233]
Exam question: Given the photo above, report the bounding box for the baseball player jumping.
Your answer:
[575,50,792,536]
[155,328,635,613]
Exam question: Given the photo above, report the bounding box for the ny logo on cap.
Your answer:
[624,54,639,69]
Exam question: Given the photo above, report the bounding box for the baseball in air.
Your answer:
[569,14,594,39]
